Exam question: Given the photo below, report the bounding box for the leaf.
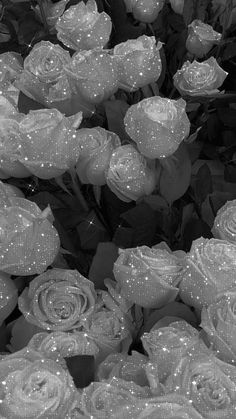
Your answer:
[159,143,191,204]
[76,210,110,250]
[167,13,185,32]
[88,242,118,289]
[201,191,236,228]
[183,0,195,25]
[224,164,236,182]
[218,108,236,128]
[104,100,130,142]
[183,218,213,251]
[113,226,134,248]
[142,195,168,211]
[222,42,236,61]
[196,0,210,21]
[191,163,213,205]
[65,356,94,389]
[107,0,143,44]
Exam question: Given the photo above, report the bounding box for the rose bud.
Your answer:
[212,199,236,244]
[0,51,23,92]
[113,244,184,308]
[17,108,82,179]
[18,268,97,331]
[124,0,165,23]
[64,49,119,104]
[169,0,184,14]
[0,197,60,276]
[124,96,190,159]
[33,0,70,31]
[0,347,76,419]
[113,36,162,91]
[105,144,156,202]
[0,272,18,326]
[56,0,112,51]
[173,57,228,96]
[186,20,222,58]
[76,127,121,185]
[179,237,236,310]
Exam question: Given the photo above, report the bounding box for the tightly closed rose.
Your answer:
[0,52,23,92]
[65,49,118,104]
[28,331,99,362]
[0,197,60,276]
[17,108,82,179]
[0,272,18,326]
[201,288,236,365]
[124,0,165,23]
[212,199,236,243]
[142,321,201,383]
[166,351,236,419]
[0,347,76,419]
[113,244,184,308]
[169,0,184,14]
[105,144,156,202]
[33,0,70,30]
[18,268,97,331]
[124,96,190,159]
[75,127,121,185]
[113,36,162,91]
[80,377,151,418]
[186,20,222,58]
[173,57,228,96]
[179,237,236,310]
[56,0,112,51]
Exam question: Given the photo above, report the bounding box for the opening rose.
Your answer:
[212,199,236,243]
[186,20,222,58]
[124,96,190,159]
[113,36,162,91]
[179,237,236,310]
[105,144,156,202]
[0,197,60,276]
[18,268,97,331]
[124,0,165,23]
[113,245,184,308]
[173,57,228,96]
[76,127,121,185]
[0,52,23,92]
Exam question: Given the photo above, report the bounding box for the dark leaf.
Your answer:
[183,218,213,251]
[167,13,185,32]
[88,242,118,289]
[191,163,213,205]
[113,226,134,248]
[77,210,110,250]
[224,164,236,182]
[222,42,236,60]
[196,0,210,21]
[218,108,236,128]
[121,203,158,246]
[183,0,195,25]
[104,100,130,142]
[65,356,94,389]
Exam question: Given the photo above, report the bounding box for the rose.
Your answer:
[201,288,236,365]
[169,0,184,15]
[123,0,165,23]
[56,0,112,51]
[0,347,76,419]
[0,197,60,276]
[113,36,162,91]
[0,180,24,207]
[17,108,82,179]
[18,268,97,331]
[186,20,222,58]
[28,331,99,363]
[97,352,149,386]
[212,200,236,243]
[105,144,156,202]
[64,49,118,104]
[113,244,184,308]
[0,52,23,92]
[173,57,228,96]
[80,377,151,418]
[166,351,236,419]
[75,127,121,185]
[33,0,70,30]
[0,272,18,326]
[179,237,236,310]
[124,96,190,159]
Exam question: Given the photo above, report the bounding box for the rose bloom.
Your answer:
[186,20,222,58]
[56,0,112,51]
[0,347,76,419]
[64,49,118,104]
[201,288,236,365]
[124,0,165,23]
[212,199,236,244]
[0,272,18,326]
[113,36,162,91]
[124,96,190,159]
[169,0,184,14]
[0,180,24,207]
[173,57,228,96]
[0,197,60,276]
[106,144,156,202]
[166,351,236,419]
[33,0,70,31]
[18,268,97,331]
[75,127,121,185]
[80,377,151,418]
[17,108,82,179]
[0,52,23,92]
[179,237,236,310]
[28,331,99,363]
[113,244,184,308]
[142,321,201,383]
[97,351,149,386]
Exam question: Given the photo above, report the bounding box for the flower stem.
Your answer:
[69,168,89,213]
